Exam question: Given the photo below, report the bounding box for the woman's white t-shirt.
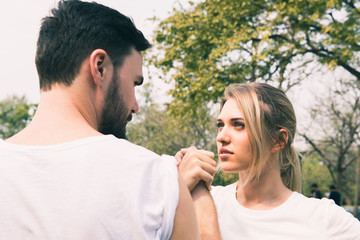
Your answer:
[211,183,360,240]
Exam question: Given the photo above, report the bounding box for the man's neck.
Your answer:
[5,86,101,146]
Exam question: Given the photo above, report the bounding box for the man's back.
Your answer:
[0,135,178,239]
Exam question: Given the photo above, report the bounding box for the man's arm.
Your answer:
[174,146,221,239]
[191,181,222,240]
[170,175,201,240]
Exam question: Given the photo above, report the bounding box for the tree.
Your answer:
[152,0,360,115]
[0,96,37,139]
[127,103,216,155]
[299,79,360,207]
[301,152,333,196]
[127,82,217,155]
[354,146,360,218]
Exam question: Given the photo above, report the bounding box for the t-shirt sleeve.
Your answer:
[156,155,179,240]
[325,199,360,239]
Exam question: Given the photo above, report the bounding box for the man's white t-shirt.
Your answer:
[0,135,178,240]
[211,183,360,240]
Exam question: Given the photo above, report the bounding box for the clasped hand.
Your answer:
[175,146,218,192]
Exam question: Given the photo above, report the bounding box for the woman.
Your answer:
[177,83,360,239]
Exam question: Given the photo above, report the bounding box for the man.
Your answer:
[328,185,341,206]
[0,1,220,239]
[309,183,322,199]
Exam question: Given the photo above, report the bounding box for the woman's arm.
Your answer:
[192,181,222,240]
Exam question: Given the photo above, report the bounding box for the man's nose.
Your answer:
[131,99,139,114]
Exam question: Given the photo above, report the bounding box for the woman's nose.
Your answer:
[216,127,230,143]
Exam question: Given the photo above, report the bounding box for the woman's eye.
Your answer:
[234,122,245,128]
[216,122,224,128]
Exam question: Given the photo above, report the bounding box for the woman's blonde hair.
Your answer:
[221,82,301,192]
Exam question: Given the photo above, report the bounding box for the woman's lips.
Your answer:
[219,148,233,159]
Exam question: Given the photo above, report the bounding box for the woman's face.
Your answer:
[216,98,252,172]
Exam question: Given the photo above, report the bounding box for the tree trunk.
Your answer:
[353,148,359,219]
[344,193,352,206]
[337,170,342,200]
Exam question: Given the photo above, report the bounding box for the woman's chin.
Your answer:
[219,161,247,173]
[219,162,237,173]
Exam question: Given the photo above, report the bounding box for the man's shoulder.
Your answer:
[90,135,160,158]
[94,135,177,170]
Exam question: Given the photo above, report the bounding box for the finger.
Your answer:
[192,152,217,167]
[189,164,216,188]
[175,151,184,165]
[175,151,183,160]
[196,170,214,190]
[197,149,215,159]
[180,148,189,154]
[184,146,198,153]
[206,182,212,191]
[186,149,215,161]
[199,161,218,176]
[203,156,217,167]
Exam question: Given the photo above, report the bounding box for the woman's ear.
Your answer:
[89,49,108,86]
[271,129,289,153]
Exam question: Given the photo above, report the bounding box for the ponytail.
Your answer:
[280,145,302,192]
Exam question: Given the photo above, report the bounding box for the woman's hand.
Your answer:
[175,146,217,192]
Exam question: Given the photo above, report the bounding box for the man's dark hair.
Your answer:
[35,0,151,90]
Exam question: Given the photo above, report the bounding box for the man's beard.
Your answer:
[98,72,132,139]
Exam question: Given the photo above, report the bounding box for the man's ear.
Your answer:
[89,49,109,86]
[271,129,289,153]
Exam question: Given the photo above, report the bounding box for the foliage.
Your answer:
[0,96,37,139]
[127,83,218,156]
[127,103,216,155]
[152,0,360,116]
[213,170,238,186]
[301,152,335,196]
[299,79,360,205]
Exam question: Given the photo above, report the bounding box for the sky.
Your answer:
[0,0,187,103]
